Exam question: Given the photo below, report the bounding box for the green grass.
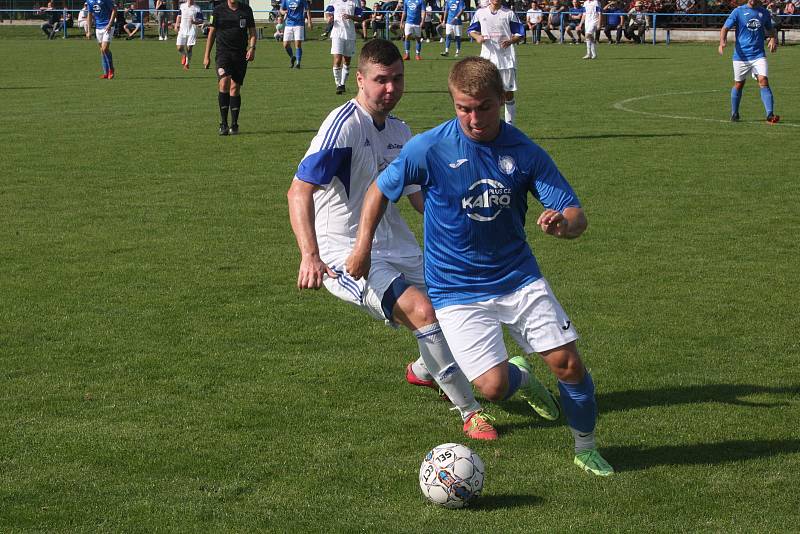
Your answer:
[1,32,799,532]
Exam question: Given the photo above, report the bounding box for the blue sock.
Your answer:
[557,372,597,433]
[445,35,451,50]
[404,40,410,53]
[502,363,523,401]
[760,86,774,117]
[455,36,461,52]
[416,41,421,55]
[285,46,293,57]
[101,53,108,73]
[295,48,302,64]
[731,87,742,116]
[106,51,114,71]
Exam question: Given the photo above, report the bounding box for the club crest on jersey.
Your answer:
[498,155,516,175]
[462,178,512,222]
[746,17,761,30]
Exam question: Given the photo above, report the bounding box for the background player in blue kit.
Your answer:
[348,57,614,476]
[400,0,426,60]
[440,0,464,57]
[719,0,779,124]
[280,0,312,68]
[86,0,117,79]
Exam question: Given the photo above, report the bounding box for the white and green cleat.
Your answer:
[508,356,560,421]
[574,449,614,476]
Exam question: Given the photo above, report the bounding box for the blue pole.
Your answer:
[62,6,67,38]
[651,14,656,44]
[140,10,145,40]
[559,12,564,43]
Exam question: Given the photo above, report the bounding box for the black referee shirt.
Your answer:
[210,2,255,55]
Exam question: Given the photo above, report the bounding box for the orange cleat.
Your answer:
[463,411,498,441]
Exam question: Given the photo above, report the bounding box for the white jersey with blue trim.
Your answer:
[326,0,363,40]
[468,6,524,70]
[376,119,581,309]
[294,100,421,264]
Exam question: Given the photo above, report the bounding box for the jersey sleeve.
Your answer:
[246,6,255,27]
[467,15,480,33]
[376,135,429,203]
[210,6,220,26]
[510,18,525,36]
[762,8,773,29]
[295,105,359,190]
[723,9,737,29]
[325,4,334,13]
[528,145,581,212]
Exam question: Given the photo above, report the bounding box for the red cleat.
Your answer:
[463,411,498,441]
[405,362,449,401]
[415,54,421,60]
[107,69,115,79]
[766,114,780,124]
[99,73,109,79]
[183,63,189,70]
[403,53,410,61]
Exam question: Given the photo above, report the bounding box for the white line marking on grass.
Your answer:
[613,90,798,128]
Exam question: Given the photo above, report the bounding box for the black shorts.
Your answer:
[216,53,248,85]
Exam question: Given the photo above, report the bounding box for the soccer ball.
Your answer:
[419,443,485,509]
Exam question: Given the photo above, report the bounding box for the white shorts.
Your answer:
[95,27,113,43]
[585,23,598,35]
[445,23,462,36]
[733,58,768,82]
[499,68,517,92]
[78,20,88,32]
[322,255,426,325]
[331,37,356,57]
[404,23,421,38]
[283,25,305,42]
[435,278,579,381]
[176,28,197,46]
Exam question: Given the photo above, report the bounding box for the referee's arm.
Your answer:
[246,26,257,61]
[203,26,216,68]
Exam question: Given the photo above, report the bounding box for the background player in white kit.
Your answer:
[579,0,600,59]
[326,0,363,94]
[175,0,202,70]
[467,0,525,125]
[287,39,500,442]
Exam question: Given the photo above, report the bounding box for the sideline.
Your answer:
[612,90,798,127]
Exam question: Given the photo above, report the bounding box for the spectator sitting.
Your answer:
[370,2,386,37]
[564,0,584,43]
[274,13,285,40]
[360,0,373,37]
[783,0,796,28]
[544,1,563,42]
[124,4,143,39]
[39,1,61,40]
[603,0,624,43]
[526,0,544,43]
[625,1,647,43]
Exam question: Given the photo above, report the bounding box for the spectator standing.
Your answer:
[155,0,169,40]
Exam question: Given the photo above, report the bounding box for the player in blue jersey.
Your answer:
[719,0,779,124]
[400,0,426,60]
[281,0,312,68]
[440,0,464,57]
[86,0,117,79]
[348,57,614,476]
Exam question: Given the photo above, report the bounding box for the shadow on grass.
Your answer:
[606,439,800,472]
[599,384,800,411]
[471,493,543,510]
[537,133,684,140]
[232,129,318,136]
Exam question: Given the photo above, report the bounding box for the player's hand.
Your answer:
[298,254,337,290]
[246,48,255,61]
[345,249,370,281]
[500,38,513,48]
[768,37,777,53]
[537,209,568,237]
[203,56,210,68]
[718,42,725,55]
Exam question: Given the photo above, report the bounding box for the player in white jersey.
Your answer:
[175,0,202,69]
[579,0,600,59]
[287,40,498,441]
[467,0,525,125]
[326,0,363,94]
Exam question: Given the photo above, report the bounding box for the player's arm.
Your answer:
[287,180,338,289]
[86,10,93,37]
[203,25,216,68]
[467,19,484,42]
[346,182,390,280]
[246,25,257,61]
[305,5,313,28]
[408,190,424,214]
[174,13,181,30]
[578,11,585,30]
[718,26,729,55]
[537,206,587,239]
[106,7,116,32]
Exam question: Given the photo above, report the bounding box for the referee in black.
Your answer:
[203,0,257,135]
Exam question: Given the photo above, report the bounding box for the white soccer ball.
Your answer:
[419,443,485,509]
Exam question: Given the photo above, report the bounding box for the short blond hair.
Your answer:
[448,57,504,101]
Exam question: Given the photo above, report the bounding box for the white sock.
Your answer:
[505,100,516,125]
[342,65,350,84]
[333,67,342,86]
[586,40,591,55]
[571,428,597,453]
[411,357,432,381]
[414,323,481,421]
[591,41,596,57]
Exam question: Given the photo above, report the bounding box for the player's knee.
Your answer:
[476,379,507,402]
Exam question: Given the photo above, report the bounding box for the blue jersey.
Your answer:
[377,119,581,309]
[281,0,307,26]
[404,0,425,25]
[724,5,772,61]
[88,0,115,27]
[445,0,464,24]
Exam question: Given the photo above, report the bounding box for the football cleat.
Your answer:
[218,123,229,136]
[229,123,239,135]
[99,73,109,79]
[440,51,449,56]
[582,54,591,59]
[403,53,410,61]
[463,411,498,441]
[405,363,449,401]
[508,356,560,421]
[574,449,614,476]
[731,112,740,122]
[107,69,115,79]
[415,54,421,60]
[335,85,345,94]
[766,113,780,124]
[290,56,296,68]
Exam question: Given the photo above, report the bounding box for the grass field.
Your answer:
[1,30,799,532]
